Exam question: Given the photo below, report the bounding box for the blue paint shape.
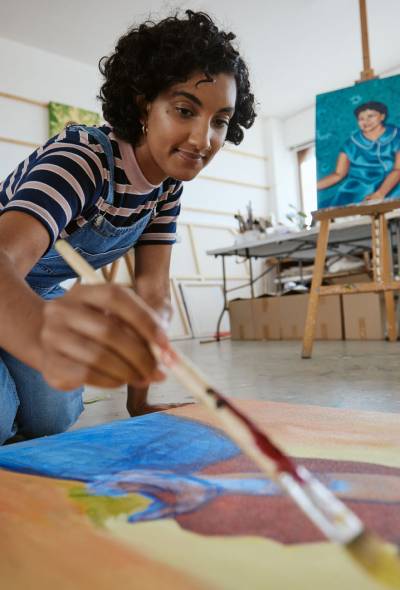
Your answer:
[0,414,239,481]
[87,469,281,523]
[329,478,350,493]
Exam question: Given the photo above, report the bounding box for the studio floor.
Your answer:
[76,339,400,430]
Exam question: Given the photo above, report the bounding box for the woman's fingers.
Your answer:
[42,351,128,391]
[39,283,172,389]
[68,283,171,351]
[47,328,165,387]
[44,300,163,381]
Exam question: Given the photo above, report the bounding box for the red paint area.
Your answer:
[201,454,400,477]
[174,457,400,545]
[177,494,325,543]
[206,389,302,482]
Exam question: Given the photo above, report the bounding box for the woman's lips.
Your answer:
[175,149,205,164]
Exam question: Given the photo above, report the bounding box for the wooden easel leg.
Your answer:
[108,258,120,283]
[101,266,110,281]
[301,219,330,358]
[379,214,397,341]
[124,250,136,287]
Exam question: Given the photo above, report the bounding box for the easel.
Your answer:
[301,0,400,358]
[358,0,376,81]
[302,200,400,357]
[100,251,136,285]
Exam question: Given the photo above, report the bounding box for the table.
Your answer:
[207,213,400,339]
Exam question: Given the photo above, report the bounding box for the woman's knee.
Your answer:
[20,389,84,438]
[0,355,19,444]
[0,421,18,445]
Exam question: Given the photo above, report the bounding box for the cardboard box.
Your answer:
[253,296,281,340]
[229,294,342,341]
[279,294,342,340]
[229,299,257,340]
[342,293,385,340]
[229,296,281,341]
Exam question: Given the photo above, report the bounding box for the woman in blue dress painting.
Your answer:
[317,101,400,206]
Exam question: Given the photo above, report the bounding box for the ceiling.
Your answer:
[0,0,399,118]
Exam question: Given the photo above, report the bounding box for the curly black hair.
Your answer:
[98,10,256,146]
[354,101,388,119]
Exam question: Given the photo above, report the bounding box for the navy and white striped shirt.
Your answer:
[0,124,182,248]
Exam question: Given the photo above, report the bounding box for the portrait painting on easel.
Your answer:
[316,74,400,209]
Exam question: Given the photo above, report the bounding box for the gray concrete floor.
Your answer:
[75,339,400,430]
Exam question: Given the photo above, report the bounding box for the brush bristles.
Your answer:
[346,532,400,588]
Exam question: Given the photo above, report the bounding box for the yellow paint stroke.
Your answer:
[69,486,150,527]
[347,534,400,589]
[104,517,394,590]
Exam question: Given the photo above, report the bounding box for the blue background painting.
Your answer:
[316,74,400,209]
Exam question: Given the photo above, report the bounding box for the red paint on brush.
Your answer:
[207,388,304,483]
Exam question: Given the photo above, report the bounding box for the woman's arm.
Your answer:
[0,211,48,370]
[317,152,350,190]
[0,211,171,390]
[126,244,191,416]
[364,152,400,201]
[133,243,173,324]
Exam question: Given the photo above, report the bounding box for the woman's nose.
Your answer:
[188,120,212,153]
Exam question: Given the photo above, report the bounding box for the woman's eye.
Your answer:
[214,118,229,128]
[176,107,193,118]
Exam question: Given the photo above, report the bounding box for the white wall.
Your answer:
[283,106,315,150]
[262,117,299,223]
[0,37,100,112]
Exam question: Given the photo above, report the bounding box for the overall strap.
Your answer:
[70,125,115,206]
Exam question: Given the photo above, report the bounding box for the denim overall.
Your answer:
[0,125,154,443]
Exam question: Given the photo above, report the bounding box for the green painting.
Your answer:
[48,101,102,137]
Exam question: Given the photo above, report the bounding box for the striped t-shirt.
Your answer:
[0,124,183,248]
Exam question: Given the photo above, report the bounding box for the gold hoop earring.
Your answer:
[141,122,148,135]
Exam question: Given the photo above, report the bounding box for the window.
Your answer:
[297,145,317,226]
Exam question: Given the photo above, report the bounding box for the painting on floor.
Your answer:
[316,74,400,209]
[0,400,398,590]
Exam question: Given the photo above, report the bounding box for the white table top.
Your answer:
[207,212,400,261]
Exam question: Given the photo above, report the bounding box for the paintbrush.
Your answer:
[55,239,400,588]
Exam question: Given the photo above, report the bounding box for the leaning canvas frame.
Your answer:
[316,74,400,209]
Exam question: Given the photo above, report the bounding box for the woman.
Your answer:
[317,101,400,206]
[0,11,256,443]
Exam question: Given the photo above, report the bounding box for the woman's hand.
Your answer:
[39,283,172,391]
[364,191,384,201]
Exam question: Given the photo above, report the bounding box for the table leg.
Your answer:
[379,214,397,341]
[394,219,400,278]
[302,219,330,359]
[216,255,228,341]
[247,249,255,298]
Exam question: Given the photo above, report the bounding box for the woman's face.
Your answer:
[135,71,237,183]
[357,109,385,133]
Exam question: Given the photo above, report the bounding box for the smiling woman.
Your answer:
[134,72,237,183]
[0,10,256,443]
